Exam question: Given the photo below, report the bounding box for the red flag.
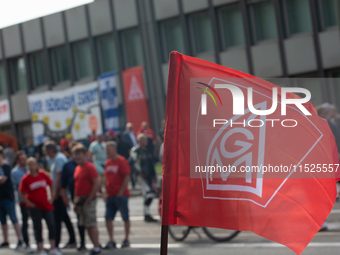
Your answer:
[162,52,340,254]
[122,66,151,133]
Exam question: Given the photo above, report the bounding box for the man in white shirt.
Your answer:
[89,134,107,175]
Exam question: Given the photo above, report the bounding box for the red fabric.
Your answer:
[122,66,151,134]
[104,156,131,197]
[90,136,96,143]
[74,161,98,197]
[162,52,340,255]
[107,129,115,137]
[0,131,18,151]
[60,138,69,151]
[19,170,53,211]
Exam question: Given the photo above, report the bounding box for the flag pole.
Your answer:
[160,225,169,255]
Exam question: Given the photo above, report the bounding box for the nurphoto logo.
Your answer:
[197,82,312,128]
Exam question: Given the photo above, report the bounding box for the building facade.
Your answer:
[0,0,339,146]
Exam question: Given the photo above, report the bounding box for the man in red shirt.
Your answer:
[137,121,156,142]
[72,145,101,255]
[103,141,131,250]
[19,157,61,255]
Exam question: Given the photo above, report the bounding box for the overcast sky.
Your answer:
[0,0,94,29]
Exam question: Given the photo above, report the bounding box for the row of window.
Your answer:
[0,62,7,95]
[0,28,144,94]
[160,0,338,60]
[0,0,337,95]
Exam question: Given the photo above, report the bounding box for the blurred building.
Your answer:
[0,0,339,144]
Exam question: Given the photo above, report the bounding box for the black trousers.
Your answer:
[29,208,55,243]
[77,214,85,247]
[20,204,29,247]
[70,193,85,247]
[53,196,76,248]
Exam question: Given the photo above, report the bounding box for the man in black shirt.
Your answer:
[116,132,132,160]
[0,146,23,249]
[116,132,135,188]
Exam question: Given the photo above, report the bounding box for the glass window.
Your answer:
[251,0,278,42]
[302,80,322,106]
[285,0,312,35]
[0,63,7,95]
[332,72,340,105]
[189,12,214,54]
[51,46,69,84]
[30,51,46,88]
[332,72,340,78]
[121,28,144,68]
[73,41,94,80]
[17,122,33,146]
[160,18,185,62]
[319,0,338,28]
[96,35,118,73]
[291,73,322,106]
[11,57,27,91]
[220,5,245,48]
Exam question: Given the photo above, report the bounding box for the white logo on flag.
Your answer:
[128,76,144,101]
[205,102,266,198]
[195,77,322,208]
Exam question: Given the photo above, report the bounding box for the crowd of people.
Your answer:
[2,102,337,255]
[0,121,165,255]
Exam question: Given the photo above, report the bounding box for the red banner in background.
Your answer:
[122,66,151,133]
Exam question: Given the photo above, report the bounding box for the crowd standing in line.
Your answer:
[0,120,164,255]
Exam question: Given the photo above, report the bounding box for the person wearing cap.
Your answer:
[107,130,116,142]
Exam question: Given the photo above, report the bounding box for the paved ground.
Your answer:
[1,186,340,255]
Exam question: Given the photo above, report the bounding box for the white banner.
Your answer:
[0,99,10,124]
[27,82,103,145]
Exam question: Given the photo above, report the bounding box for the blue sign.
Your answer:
[99,72,119,133]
